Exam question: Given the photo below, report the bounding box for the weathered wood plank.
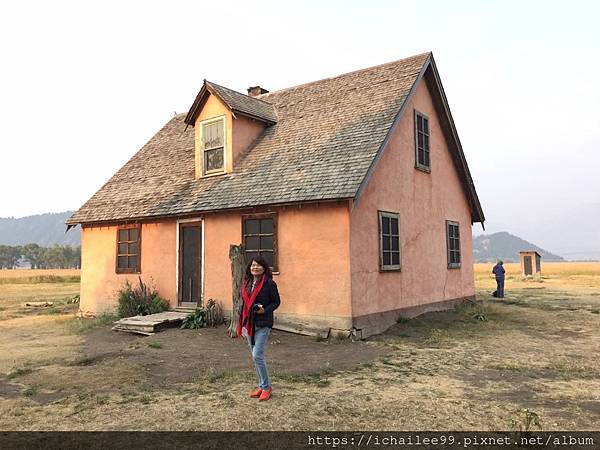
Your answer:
[21,302,54,307]
[111,311,191,335]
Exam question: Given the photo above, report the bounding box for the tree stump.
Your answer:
[228,244,245,337]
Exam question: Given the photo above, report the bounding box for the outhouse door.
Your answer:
[523,256,532,276]
[178,222,202,307]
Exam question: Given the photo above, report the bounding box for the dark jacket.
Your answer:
[242,276,281,343]
[492,264,505,279]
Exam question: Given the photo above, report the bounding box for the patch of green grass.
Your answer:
[380,358,410,370]
[509,408,542,431]
[139,395,154,405]
[7,366,34,379]
[316,378,330,387]
[64,312,118,334]
[203,370,240,384]
[68,356,99,366]
[425,328,452,345]
[23,387,38,397]
[276,367,334,385]
[147,341,162,349]
[487,363,529,372]
[545,361,599,379]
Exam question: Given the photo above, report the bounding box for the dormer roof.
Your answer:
[185,80,277,126]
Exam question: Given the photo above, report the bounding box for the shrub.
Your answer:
[180,299,224,329]
[117,277,170,318]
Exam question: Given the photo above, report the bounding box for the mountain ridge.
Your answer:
[0,211,80,246]
[473,231,564,262]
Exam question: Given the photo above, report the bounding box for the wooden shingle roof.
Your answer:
[67,52,484,226]
[185,80,278,125]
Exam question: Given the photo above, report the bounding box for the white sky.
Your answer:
[1,0,599,251]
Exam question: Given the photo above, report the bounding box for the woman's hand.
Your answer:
[256,306,265,315]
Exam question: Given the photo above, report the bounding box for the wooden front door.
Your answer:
[179,222,202,307]
[523,256,532,276]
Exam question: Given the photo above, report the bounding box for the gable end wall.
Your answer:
[349,78,475,336]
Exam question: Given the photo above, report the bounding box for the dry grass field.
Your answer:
[0,269,81,279]
[0,265,598,431]
[0,269,80,285]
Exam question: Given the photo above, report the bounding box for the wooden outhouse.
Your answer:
[520,251,541,276]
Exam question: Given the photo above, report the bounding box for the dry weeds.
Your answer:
[0,269,81,279]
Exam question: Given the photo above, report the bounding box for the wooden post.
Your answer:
[228,244,245,337]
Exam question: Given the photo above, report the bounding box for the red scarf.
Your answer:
[237,275,266,339]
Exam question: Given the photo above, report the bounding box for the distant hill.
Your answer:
[473,232,564,263]
[0,211,80,246]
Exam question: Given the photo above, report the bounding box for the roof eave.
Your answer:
[426,56,485,224]
[184,81,209,126]
[65,197,354,227]
[231,109,277,126]
[353,53,432,206]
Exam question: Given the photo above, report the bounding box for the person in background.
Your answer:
[492,260,505,298]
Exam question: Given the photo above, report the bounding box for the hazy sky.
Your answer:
[1,1,598,251]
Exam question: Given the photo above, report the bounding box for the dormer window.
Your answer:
[201,117,225,175]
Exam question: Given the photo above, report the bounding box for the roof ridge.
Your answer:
[206,80,275,106]
[258,51,431,98]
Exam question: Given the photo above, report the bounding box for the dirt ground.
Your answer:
[81,326,391,386]
[0,264,599,431]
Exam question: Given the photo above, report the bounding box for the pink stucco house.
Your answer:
[67,52,485,338]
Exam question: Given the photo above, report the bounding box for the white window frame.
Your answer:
[199,116,226,176]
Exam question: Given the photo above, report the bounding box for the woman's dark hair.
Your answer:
[244,256,273,285]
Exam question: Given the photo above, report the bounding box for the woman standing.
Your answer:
[237,256,281,401]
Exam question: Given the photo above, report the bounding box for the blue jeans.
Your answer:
[496,278,505,298]
[242,326,271,390]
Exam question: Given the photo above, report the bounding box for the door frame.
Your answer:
[523,255,532,276]
[176,218,204,306]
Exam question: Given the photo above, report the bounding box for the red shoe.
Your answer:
[258,387,272,401]
[249,387,262,398]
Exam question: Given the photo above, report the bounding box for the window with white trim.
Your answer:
[201,118,225,174]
